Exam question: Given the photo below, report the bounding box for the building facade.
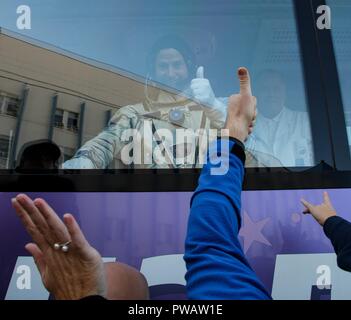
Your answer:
[0,28,151,168]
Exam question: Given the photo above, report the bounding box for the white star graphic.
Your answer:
[239,211,272,254]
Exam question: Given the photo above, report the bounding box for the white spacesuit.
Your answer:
[63,66,227,169]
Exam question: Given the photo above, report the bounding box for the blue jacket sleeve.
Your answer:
[184,137,271,300]
[324,216,351,272]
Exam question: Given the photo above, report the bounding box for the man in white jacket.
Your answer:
[245,70,314,167]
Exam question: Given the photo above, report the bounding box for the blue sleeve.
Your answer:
[324,216,351,272]
[184,138,271,300]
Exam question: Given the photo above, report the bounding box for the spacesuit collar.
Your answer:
[144,85,194,111]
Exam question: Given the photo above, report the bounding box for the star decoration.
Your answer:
[239,211,272,254]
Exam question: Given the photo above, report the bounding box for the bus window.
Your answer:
[0,0,316,170]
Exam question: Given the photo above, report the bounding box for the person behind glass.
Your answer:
[63,35,227,169]
[14,139,78,192]
[15,139,61,171]
[245,70,313,167]
[301,192,351,272]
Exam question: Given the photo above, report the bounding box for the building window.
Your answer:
[67,112,79,132]
[0,94,20,118]
[0,135,10,169]
[54,109,79,132]
[54,109,64,128]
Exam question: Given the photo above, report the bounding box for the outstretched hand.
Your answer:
[301,192,337,226]
[12,194,106,300]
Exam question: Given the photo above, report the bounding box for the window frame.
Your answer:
[318,0,351,170]
[4,0,351,192]
[0,93,20,118]
[54,108,79,132]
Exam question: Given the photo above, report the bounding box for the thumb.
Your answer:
[238,67,252,96]
[25,243,46,275]
[196,66,204,79]
[301,198,313,214]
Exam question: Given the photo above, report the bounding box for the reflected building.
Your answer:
[0,29,222,169]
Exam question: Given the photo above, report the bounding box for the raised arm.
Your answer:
[184,68,271,299]
[301,192,351,272]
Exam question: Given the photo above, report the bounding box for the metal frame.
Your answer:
[48,94,58,141]
[310,0,351,170]
[78,102,86,148]
[9,86,29,168]
[4,0,351,192]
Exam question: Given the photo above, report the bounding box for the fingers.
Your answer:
[13,194,72,250]
[238,67,252,96]
[323,191,332,207]
[25,243,46,275]
[12,198,49,250]
[63,214,90,254]
[301,198,313,214]
[15,194,52,240]
[33,198,71,244]
[196,66,204,79]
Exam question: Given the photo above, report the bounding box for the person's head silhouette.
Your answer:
[15,139,61,171]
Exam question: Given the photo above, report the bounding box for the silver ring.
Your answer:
[53,241,71,253]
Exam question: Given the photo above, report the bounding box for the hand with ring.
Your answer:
[12,194,106,300]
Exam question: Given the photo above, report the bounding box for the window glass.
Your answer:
[0,135,10,168]
[54,109,64,128]
[67,112,79,132]
[5,97,19,117]
[0,95,19,117]
[0,0,315,169]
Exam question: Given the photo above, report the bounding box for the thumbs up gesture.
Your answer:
[225,67,257,142]
[191,66,218,108]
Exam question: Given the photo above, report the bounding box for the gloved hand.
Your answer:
[191,66,216,107]
[191,66,227,126]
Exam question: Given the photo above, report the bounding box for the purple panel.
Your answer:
[0,189,349,299]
